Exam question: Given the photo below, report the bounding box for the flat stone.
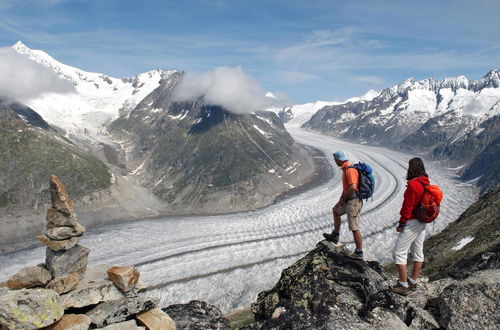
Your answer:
[50,175,74,215]
[46,207,78,227]
[136,308,176,330]
[86,297,158,328]
[46,244,90,278]
[46,272,81,294]
[46,222,85,240]
[107,266,140,292]
[7,265,52,290]
[37,234,81,251]
[61,264,125,309]
[0,287,63,330]
[45,313,91,330]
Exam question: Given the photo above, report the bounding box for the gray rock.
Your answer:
[46,223,85,240]
[7,265,52,289]
[163,300,230,330]
[46,244,90,278]
[46,272,81,294]
[0,287,63,329]
[61,264,125,308]
[46,207,78,227]
[252,241,387,325]
[86,297,158,328]
[366,307,409,329]
[439,269,500,329]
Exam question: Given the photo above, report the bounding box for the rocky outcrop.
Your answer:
[249,238,499,329]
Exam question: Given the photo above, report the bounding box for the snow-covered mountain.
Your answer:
[11,41,179,143]
[268,89,380,129]
[108,73,317,214]
[304,71,500,191]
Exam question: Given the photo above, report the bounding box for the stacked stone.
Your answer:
[34,175,90,294]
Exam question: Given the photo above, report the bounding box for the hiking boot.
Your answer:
[347,250,364,260]
[407,279,417,291]
[389,281,410,295]
[323,232,339,244]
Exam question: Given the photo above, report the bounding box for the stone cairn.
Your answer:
[0,175,176,330]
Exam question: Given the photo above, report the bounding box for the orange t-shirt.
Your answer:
[341,161,359,192]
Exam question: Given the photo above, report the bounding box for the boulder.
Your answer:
[163,300,230,330]
[86,297,158,328]
[45,313,91,330]
[439,269,500,329]
[37,234,81,251]
[106,266,140,292]
[49,175,74,215]
[7,265,51,289]
[136,308,176,330]
[0,287,63,330]
[366,307,408,329]
[61,265,125,309]
[46,272,81,294]
[45,244,90,278]
[252,241,387,328]
[46,207,78,227]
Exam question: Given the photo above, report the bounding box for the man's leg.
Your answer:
[352,230,363,251]
[324,205,345,243]
[333,207,342,232]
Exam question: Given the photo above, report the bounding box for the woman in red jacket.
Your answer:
[390,157,429,295]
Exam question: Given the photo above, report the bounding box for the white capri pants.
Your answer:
[393,219,427,265]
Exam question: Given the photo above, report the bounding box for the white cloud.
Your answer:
[0,47,76,103]
[352,76,384,85]
[172,66,286,114]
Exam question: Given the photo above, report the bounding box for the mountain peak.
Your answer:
[12,40,31,53]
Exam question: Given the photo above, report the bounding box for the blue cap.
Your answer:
[333,150,347,161]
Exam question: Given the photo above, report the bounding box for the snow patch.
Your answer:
[452,236,475,250]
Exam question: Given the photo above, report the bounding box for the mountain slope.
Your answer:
[0,99,112,247]
[11,41,179,144]
[109,74,317,214]
[423,186,500,280]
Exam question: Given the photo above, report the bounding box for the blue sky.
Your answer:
[0,0,499,103]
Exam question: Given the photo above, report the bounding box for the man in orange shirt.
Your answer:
[323,150,364,260]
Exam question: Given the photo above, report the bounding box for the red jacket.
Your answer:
[399,176,430,224]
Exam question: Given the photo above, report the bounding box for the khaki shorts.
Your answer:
[335,198,362,231]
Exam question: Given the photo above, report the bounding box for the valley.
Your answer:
[0,126,478,313]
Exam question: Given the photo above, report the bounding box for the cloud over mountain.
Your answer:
[0,47,75,102]
[173,66,285,114]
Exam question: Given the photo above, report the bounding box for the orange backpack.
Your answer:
[414,183,443,223]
